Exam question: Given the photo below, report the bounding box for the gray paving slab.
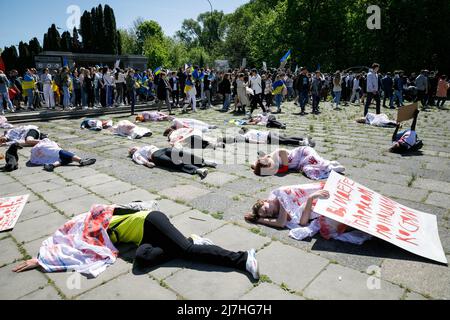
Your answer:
[75,173,117,188]
[206,224,271,252]
[39,185,89,204]
[58,167,99,180]
[19,285,62,300]
[160,185,211,202]
[201,171,240,187]
[52,194,110,217]
[11,212,67,243]
[303,264,404,300]
[171,210,226,237]
[165,264,254,300]
[381,256,450,299]
[0,237,23,266]
[89,180,135,197]
[157,199,191,217]
[256,241,329,292]
[239,283,305,300]
[0,266,48,300]
[46,258,131,299]
[425,192,450,208]
[17,199,55,222]
[109,189,159,204]
[77,273,177,300]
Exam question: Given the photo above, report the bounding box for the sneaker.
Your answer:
[80,158,96,167]
[197,168,209,180]
[191,234,215,246]
[246,249,260,280]
[203,160,218,168]
[44,164,55,172]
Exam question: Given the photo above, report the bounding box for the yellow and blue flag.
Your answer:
[280,50,291,63]
[272,80,285,95]
[154,67,162,75]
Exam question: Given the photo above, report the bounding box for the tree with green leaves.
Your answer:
[136,19,164,55]
[104,5,118,54]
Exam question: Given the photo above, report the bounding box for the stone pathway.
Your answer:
[1,100,449,300]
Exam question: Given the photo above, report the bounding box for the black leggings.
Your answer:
[268,133,306,146]
[135,212,248,270]
[152,147,204,175]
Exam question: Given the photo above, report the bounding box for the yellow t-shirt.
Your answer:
[108,211,149,246]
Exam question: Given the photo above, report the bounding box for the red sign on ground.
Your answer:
[0,195,29,232]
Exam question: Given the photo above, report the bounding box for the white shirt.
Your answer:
[116,73,126,84]
[243,129,270,143]
[41,73,52,85]
[30,139,62,165]
[5,125,39,144]
[250,74,263,95]
[133,146,159,165]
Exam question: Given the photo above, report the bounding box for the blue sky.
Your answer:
[0,0,249,48]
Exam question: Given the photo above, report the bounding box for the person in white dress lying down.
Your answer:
[251,146,345,180]
[0,125,47,147]
[135,111,175,123]
[30,138,96,172]
[169,118,218,133]
[128,145,217,180]
[245,182,372,244]
[164,127,225,150]
[222,127,315,147]
[110,120,152,139]
[80,119,113,131]
[356,113,397,127]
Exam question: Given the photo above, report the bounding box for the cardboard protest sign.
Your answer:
[397,102,418,122]
[0,195,29,232]
[314,172,447,264]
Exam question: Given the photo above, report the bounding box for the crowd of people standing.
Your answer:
[1,62,449,116]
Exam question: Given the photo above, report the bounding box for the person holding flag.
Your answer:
[184,74,197,113]
[280,50,291,68]
[22,69,36,110]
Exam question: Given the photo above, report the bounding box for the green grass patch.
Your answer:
[259,275,272,284]
[211,212,224,220]
[407,173,417,188]
[250,228,261,235]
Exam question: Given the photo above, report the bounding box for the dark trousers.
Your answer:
[171,90,179,106]
[265,93,273,108]
[152,147,204,174]
[383,92,393,107]
[250,93,266,113]
[364,92,381,116]
[268,132,305,146]
[312,94,320,112]
[299,90,309,112]
[437,97,446,107]
[135,212,248,270]
[129,89,136,115]
[74,89,81,107]
[415,90,427,107]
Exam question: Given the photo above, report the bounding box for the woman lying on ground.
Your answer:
[170,118,218,132]
[135,111,175,123]
[355,113,397,127]
[0,116,13,129]
[129,145,217,179]
[80,119,113,131]
[251,146,345,180]
[110,120,152,139]
[222,127,316,147]
[390,110,423,153]
[30,138,96,172]
[0,125,47,147]
[245,183,372,244]
[164,127,225,150]
[13,203,260,280]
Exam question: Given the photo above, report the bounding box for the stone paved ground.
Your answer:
[1,100,449,300]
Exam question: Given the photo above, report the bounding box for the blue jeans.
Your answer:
[63,86,70,108]
[223,94,231,110]
[394,90,404,106]
[0,91,14,111]
[275,94,283,110]
[299,90,308,112]
[81,88,87,106]
[333,91,342,106]
[27,89,34,107]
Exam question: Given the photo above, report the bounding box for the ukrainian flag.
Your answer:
[272,80,285,95]
[154,67,162,76]
[280,50,291,63]
[184,79,194,94]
